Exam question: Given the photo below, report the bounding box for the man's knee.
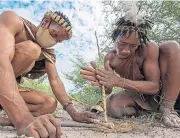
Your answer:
[44,96,57,113]
[106,92,136,118]
[159,41,180,56]
[106,94,123,118]
[16,40,41,60]
[107,106,124,118]
[107,100,136,118]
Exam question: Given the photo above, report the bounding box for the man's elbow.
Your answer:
[50,79,58,88]
[50,79,63,88]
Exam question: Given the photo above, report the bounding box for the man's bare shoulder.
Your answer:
[145,40,159,60]
[104,49,116,62]
[146,40,158,49]
[0,11,23,34]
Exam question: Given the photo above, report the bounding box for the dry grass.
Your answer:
[90,111,162,133]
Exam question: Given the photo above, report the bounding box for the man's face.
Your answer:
[115,31,139,59]
[39,17,69,45]
[48,21,69,43]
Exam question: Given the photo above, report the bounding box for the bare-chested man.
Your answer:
[0,10,95,137]
[81,13,180,128]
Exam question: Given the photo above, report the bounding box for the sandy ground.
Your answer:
[0,102,180,138]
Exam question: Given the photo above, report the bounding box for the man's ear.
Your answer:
[41,17,51,27]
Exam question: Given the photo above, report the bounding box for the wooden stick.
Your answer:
[61,120,114,129]
[102,86,107,122]
[95,31,108,123]
[0,120,115,129]
[61,122,96,128]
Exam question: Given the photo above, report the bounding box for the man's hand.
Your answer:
[80,61,101,86]
[66,104,97,123]
[72,112,97,123]
[96,60,123,87]
[17,114,62,138]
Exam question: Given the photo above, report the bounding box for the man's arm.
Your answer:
[0,11,34,129]
[98,42,160,95]
[118,41,160,94]
[45,60,96,122]
[45,61,72,107]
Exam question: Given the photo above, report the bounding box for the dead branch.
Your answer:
[95,31,108,123]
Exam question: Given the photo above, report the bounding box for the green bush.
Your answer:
[21,77,54,97]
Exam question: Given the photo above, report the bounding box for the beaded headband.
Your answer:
[118,26,147,36]
[44,11,72,39]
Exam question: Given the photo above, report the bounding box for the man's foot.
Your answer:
[160,105,180,128]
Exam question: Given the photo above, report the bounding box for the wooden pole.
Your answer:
[95,31,108,123]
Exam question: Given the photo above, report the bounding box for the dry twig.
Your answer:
[95,31,108,123]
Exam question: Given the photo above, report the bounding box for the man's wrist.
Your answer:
[63,101,73,111]
[16,113,34,130]
[65,104,78,119]
[117,77,126,88]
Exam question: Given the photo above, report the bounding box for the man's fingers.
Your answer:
[85,112,98,123]
[85,117,94,123]
[95,69,106,77]
[28,129,40,138]
[91,81,101,86]
[96,75,107,82]
[82,75,97,81]
[35,124,49,138]
[90,61,98,69]
[43,121,56,138]
[80,70,95,76]
[81,66,95,72]
[87,112,98,119]
[49,117,62,138]
[105,60,113,71]
[99,81,108,86]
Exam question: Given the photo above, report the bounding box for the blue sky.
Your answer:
[0,0,104,92]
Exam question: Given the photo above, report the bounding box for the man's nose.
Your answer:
[121,47,130,54]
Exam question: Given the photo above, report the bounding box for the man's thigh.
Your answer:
[18,86,53,104]
[107,90,157,111]
[107,91,136,108]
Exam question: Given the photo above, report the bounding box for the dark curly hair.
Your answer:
[111,17,152,45]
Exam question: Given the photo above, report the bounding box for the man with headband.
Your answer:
[81,9,180,128]
[0,10,95,137]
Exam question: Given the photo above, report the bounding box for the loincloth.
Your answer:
[127,90,180,113]
[126,90,160,112]
[126,81,163,112]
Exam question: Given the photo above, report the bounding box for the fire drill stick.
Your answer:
[95,31,107,123]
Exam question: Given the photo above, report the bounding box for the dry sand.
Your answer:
[0,102,179,138]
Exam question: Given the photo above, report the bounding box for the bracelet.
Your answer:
[121,77,126,89]
[63,101,73,111]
